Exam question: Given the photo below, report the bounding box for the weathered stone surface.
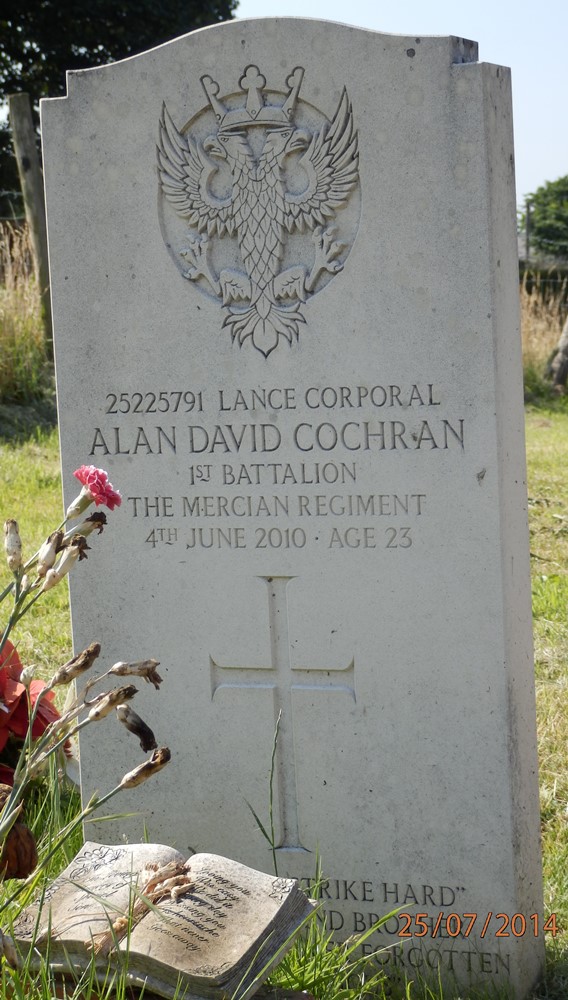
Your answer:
[42,18,543,995]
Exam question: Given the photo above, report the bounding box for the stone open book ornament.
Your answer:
[14,842,317,999]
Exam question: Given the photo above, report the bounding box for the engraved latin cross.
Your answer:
[210,576,356,852]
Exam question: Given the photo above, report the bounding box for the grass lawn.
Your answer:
[526,402,568,999]
[0,425,70,675]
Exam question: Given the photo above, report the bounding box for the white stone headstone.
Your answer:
[42,18,543,996]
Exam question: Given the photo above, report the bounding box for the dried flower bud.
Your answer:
[119,747,171,788]
[0,822,38,879]
[19,666,35,688]
[77,512,107,537]
[37,530,64,578]
[40,535,89,593]
[41,569,60,594]
[62,512,108,545]
[20,574,30,593]
[4,520,22,572]
[0,785,12,812]
[88,685,138,722]
[109,659,163,690]
[72,535,90,561]
[0,930,19,968]
[49,642,101,687]
[116,704,157,752]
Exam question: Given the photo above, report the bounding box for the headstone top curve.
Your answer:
[40,18,480,105]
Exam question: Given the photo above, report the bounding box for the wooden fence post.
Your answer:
[8,93,53,357]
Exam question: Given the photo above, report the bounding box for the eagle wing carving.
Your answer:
[157,105,234,238]
[284,89,359,233]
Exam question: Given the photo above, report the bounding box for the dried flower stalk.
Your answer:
[40,535,90,592]
[37,531,64,578]
[120,747,171,788]
[116,704,157,752]
[49,642,101,687]
[63,512,107,542]
[4,520,22,573]
[109,659,163,690]
[88,685,137,721]
[89,859,193,957]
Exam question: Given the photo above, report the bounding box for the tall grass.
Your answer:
[0,224,49,404]
[520,275,567,400]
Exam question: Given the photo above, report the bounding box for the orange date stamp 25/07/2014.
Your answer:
[398,912,559,940]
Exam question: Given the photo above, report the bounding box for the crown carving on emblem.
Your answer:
[201,65,304,131]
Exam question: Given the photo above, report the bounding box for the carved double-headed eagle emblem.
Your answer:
[157,65,360,357]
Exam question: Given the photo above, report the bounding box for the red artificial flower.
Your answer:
[0,640,63,782]
[73,466,122,511]
[0,764,16,786]
[0,641,22,681]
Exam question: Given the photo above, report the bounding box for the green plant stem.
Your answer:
[0,512,80,614]
[13,589,43,623]
[268,710,280,876]
[0,710,94,843]
[0,582,40,661]
[27,717,91,777]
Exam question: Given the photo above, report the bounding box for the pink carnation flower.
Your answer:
[65,466,122,521]
[74,466,122,510]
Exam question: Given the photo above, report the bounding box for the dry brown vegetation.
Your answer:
[521,274,567,389]
[0,223,48,404]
